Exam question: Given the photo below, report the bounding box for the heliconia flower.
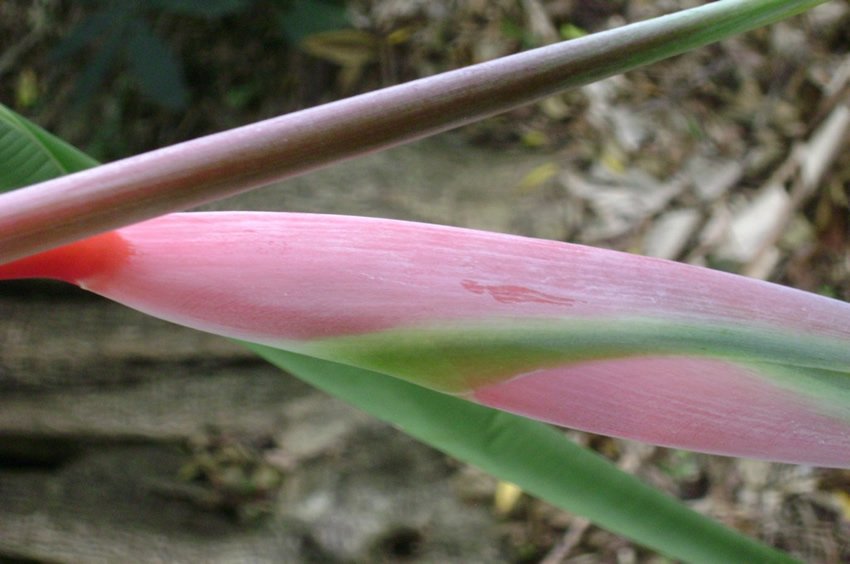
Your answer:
[3,212,850,467]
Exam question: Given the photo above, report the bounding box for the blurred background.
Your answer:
[1,1,849,562]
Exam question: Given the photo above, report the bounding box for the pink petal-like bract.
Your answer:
[2,212,849,466]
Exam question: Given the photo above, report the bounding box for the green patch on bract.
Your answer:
[745,362,850,424]
[298,317,850,395]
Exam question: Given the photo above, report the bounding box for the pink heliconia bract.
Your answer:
[3,212,850,467]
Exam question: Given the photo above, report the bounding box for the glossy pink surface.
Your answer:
[473,356,850,466]
[14,212,846,345]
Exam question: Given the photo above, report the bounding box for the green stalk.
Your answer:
[0,0,827,263]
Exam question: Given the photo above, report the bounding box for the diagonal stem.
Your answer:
[0,0,826,264]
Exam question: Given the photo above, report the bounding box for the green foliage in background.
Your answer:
[51,0,349,110]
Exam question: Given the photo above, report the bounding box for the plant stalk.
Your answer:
[0,0,826,263]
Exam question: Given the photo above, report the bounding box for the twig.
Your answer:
[742,99,850,279]
[539,518,591,564]
[808,54,850,127]
[0,31,44,79]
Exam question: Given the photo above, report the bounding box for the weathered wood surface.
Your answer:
[0,137,555,562]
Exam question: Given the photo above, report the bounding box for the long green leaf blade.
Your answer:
[250,345,797,564]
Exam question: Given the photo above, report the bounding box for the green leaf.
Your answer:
[69,17,129,109]
[0,105,97,193]
[126,19,189,110]
[149,0,251,17]
[278,0,350,44]
[249,345,797,564]
[48,10,118,63]
[50,3,192,111]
